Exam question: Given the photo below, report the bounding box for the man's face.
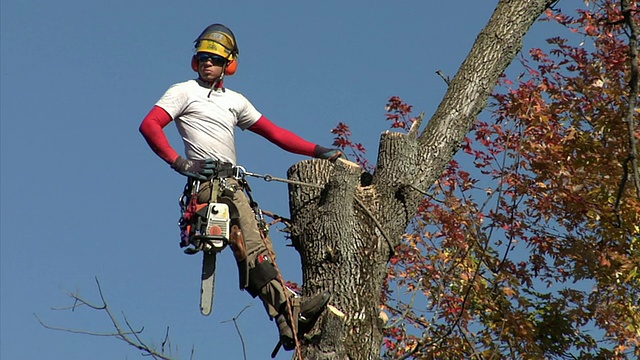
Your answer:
[195,53,227,83]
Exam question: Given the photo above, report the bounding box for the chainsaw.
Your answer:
[178,178,231,316]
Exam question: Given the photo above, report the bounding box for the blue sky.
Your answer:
[1,1,575,359]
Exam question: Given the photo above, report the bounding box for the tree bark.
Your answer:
[287,1,555,358]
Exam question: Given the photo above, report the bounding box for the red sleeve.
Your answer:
[139,106,180,164]
[247,116,317,157]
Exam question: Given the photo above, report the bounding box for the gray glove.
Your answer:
[314,145,346,162]
[171,156,216,180]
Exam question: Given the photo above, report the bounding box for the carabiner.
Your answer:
[233,165,247,179]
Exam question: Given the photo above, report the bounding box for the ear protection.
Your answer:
[191,56,198,72]
[191,56,238,76]
[225,59,237,75]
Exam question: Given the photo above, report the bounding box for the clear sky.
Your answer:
[1,1,572,359]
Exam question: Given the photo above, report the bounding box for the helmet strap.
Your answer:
[206,57,232,97]
[207,72,225,97]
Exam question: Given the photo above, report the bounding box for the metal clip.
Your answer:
[233,165,247,179]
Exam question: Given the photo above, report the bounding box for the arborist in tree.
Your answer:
[139,23,342,351]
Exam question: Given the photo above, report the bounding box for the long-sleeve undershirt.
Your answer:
[139,105,317,164]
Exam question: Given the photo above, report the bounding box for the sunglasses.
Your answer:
[196,53,228,66]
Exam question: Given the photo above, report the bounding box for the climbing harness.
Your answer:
[178,162,245,254]
[178,161,248,315]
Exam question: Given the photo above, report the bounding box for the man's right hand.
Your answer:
[171,156,216,180]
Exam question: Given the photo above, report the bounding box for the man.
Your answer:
[139,23,342,351]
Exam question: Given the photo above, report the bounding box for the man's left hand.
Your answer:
[314,145,347,162]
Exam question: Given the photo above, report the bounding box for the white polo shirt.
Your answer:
[156,79,262,165]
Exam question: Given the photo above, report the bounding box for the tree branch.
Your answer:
[36,277,177,360]
[622,0,640,197]
[613,0,640,227]
[415,0,555,192]
[407,112,426,140]
[221,304,253,360]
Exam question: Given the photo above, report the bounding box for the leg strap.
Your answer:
[245,254,278,297]
[229,225,249,289]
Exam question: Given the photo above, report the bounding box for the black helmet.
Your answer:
[194,24,238,61]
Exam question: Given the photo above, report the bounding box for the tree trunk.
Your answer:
[287,1,554,358]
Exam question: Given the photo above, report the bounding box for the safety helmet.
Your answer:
[194,24,238,60]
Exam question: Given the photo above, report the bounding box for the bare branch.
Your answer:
[161,327,170,355]
[221,304,253,360]
[35,314,127,337]
[407,112,425,140]
[435,70,451,86]
[385,281,423,329]
[36,277,178,360]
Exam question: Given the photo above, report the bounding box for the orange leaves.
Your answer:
[502,286,516,297]
[379,1,640,358]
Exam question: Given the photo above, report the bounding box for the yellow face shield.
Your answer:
[195,31,236,60]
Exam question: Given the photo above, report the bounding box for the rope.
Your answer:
[242,170,324,189]
[353,196,396,257]
[238,176,303,358]
[260,228,304,360]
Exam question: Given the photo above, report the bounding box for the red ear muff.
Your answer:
[224,60,237,76]
[191,55,198,72]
